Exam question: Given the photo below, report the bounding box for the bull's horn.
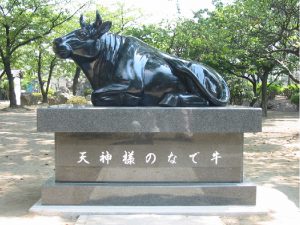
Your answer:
[95,10,102,26]
[80,14,86,28]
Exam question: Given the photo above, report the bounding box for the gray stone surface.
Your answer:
[30,199,268,216]
[41,179,256,206]
[75,215,224,225]
[37,106,262,133]
[55,132,243,182]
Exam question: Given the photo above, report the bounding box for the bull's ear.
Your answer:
[80,15,86,28]
[93,21,112,39]
[94,10,102,27]
[99,21,112,34]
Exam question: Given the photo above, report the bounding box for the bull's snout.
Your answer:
[53,37,72,59]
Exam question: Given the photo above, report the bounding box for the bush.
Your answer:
[227,78,254,105]
[48,88,55,97]
[267,84,283,100]
[282,84,300,99]
[32,92,42,102]
[0,80,9,99]
[257,83,283,100]
[291,93,299,106]
[67,96,87,105]
[21,92,42,105]
[83,88,92,96]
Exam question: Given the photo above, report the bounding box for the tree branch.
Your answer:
[274,59,300,84]
[0,45,5,60]
[269,47,300,57]
[0,4,5,15]
[46,56,57,94]
[37,49,44,94]
[267,73,281,86]
[10,4,86,54]
[5,24,10,52]
[238,75,255,84]
[10,23,29,46]
[0,70,5,80]
[7,0,18,16]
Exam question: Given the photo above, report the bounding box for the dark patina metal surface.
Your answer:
[53,11,230,107]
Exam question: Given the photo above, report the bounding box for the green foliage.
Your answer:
[291,93,299,106]
[48,88,55,97]
[83,88,92,96]
[30,92,43,103]
[256,83,283,100]
[0,80,9,99]
[0,0,85,106]
[127,24,172,52]
[227,78,254,105]
[67,96,87,105]
[282,84,300,99]
[0,79,9,90]
[268,84,283,100]
[1,0,297,110]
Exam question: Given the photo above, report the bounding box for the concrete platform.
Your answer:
[31,185,300,221]
[30,200,268,216]
[75,215,224,225]
[31,186,300,221]
[32,186,283,217]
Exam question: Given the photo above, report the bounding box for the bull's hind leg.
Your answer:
[159,93,209,107]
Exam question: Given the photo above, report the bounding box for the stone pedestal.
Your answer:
[37,106,261,206]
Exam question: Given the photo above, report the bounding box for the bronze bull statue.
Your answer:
[53,11,230,107]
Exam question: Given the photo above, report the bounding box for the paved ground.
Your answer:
[0,100,299,224]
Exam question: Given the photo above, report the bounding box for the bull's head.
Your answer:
[53,11,112,59]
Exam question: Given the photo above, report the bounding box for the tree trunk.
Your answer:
[41,92,48,103]
[4,59,17,107]
[43,57,56,103]
[72,66,81,95]
[249,81,258,107]
[37,49,47,103]
[261,74,268,117]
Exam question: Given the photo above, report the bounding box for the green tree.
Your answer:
[189,0,299,116]
[0,0,84,107]
[36,42,57,103]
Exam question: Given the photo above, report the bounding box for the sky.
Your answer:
[87,0,234,24]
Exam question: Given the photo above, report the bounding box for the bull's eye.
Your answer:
[76,30,89,40]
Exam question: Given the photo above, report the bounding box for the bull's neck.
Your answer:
[72,33,124,90]
[97,32,124,64]
[92,33,124,88]
[71,55,97,89]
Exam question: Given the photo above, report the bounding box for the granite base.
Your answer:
[37,106,261,207]
[55,132,243,182]
[41,179,256,206]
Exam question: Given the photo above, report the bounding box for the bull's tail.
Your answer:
[164,57,230,106]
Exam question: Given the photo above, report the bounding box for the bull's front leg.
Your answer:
[159,93,209,107]
[91,84,142,106]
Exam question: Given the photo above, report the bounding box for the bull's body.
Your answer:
[53,12,230,107]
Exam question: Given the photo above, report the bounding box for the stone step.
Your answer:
[41,179,256,206]
[75,215,224,225]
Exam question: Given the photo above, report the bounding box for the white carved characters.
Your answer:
[76,150,222,165]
